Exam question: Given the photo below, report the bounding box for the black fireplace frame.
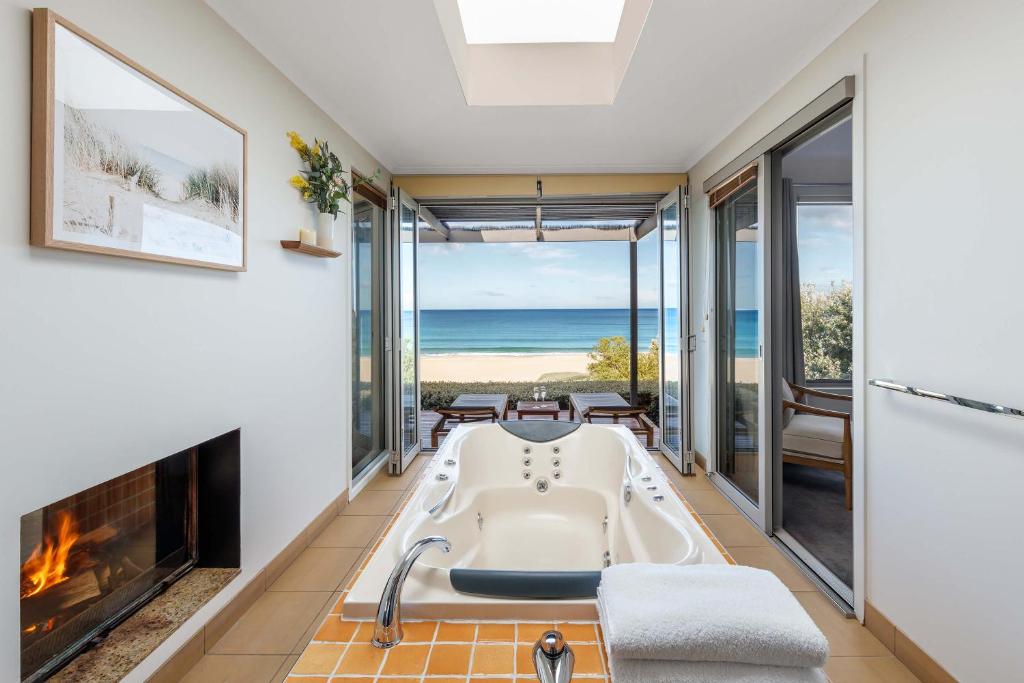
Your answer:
[22,429,240,682]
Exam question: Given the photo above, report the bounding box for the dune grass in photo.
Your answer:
[64,106,163,198]
[180,164,240,222]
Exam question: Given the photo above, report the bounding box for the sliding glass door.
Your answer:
[713,166,765,519]
[389,188,420,473]
[657,187,692,472]
[771,105,855,602]
[351,197,386,481]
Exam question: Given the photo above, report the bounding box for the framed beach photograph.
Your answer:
[31,9,247,271]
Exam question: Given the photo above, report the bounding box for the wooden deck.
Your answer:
[419,408,661,450]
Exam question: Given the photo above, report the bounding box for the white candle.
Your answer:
[299,227,316,244]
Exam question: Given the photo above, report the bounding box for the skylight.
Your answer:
[457,0,626,44]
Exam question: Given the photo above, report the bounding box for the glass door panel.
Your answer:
[772,106,854,602]
[715,175,762,507]
[660,196,683,460]
[351,199,385,481]
[397,192,420,466]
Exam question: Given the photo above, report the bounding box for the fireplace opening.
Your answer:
[20,430,240,682]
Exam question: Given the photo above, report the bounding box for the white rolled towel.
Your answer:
[608,657,828,683]
[598,563,828,668]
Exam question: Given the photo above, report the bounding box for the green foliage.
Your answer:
[801,282,853,380]
[288,132,380,219]
[420,379,660,424]
[586,336,659,381]
[181,164,240,221]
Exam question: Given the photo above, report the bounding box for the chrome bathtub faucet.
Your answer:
[372,536,450,649]
[533,630,574,683]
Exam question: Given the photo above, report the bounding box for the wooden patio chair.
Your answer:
[430,393,509,448]
[781,379,853,510]
[569,392,656,448]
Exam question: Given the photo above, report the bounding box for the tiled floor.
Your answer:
[182,452,918,683]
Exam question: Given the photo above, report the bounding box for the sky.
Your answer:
[416,203,851,311]
[418,240,658,310]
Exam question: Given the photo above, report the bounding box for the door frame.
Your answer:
[387,187,421,474]
[702,74,864,617]
[656,186,692,472]
[706,157,772,530]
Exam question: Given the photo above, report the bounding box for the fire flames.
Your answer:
[21,512,79,599]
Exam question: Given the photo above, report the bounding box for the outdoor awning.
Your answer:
[416,192,664,243]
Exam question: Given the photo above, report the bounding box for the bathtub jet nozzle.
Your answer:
[372,536,451,649]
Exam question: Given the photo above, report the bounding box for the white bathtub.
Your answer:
[344,422,727,620]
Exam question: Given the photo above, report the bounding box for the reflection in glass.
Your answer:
[637,225,660,426]
[716,179,761,504]
[352,200,385,479]
[661,203,682,454]
[399,203,418,454]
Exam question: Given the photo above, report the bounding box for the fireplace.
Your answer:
[20,430,240,682]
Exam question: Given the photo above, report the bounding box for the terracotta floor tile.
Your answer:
[181,654,286,682]
[313,615,358,642]
[402,620,439,642]
[426,643,472,675]
[341,489,404,516]
[472,679,515,683]
[825,656,920,682]
[380,643,430,675]
[284,678,327,683]
[290,643,345,675]
[472,644,515,675]
[555,622,598,642]
[572,643,607,675]
[796,592,891,657]
[336,642,386,675]
[310,515,388,548]
[352,620,375,643]
[727,546,816,591]
[209,591,332,655]
[437,621,478,641]
[267,546,362,592]
[515,643,534,673]
[700,513,769,546]
[477,622,516,642]
[516,622,555,643]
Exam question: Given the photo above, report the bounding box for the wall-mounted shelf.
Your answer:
[280,240,342,258]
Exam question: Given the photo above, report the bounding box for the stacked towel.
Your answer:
[597,563,829,682]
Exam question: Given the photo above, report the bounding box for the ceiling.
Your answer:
[205,0,875,174]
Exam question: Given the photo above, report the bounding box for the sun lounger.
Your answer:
[569,392,656,448]
[430,393,509,448]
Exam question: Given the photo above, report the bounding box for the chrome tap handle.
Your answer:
[533,630,574,683]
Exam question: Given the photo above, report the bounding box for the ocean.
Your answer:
[417,308,759,357]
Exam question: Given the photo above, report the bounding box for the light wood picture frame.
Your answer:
[31,9,248,271]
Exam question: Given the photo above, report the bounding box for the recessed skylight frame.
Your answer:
[457,0,626,45]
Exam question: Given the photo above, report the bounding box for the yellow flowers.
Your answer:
[289,175,309,190]
[286,131,309,156]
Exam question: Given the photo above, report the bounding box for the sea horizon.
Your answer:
[413,308,759,357]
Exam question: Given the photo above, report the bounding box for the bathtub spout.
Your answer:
[372,536,451,649]
[533,630,574,683]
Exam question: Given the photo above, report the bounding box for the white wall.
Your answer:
[0,0,389,678]
[687,1,1024,680]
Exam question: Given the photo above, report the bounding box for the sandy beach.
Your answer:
[420,353,591,382]
[418,353,760,383]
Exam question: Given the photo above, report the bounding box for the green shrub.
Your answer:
[420,379,660,424]
[587,336,659,380]
[801,282,853,380]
